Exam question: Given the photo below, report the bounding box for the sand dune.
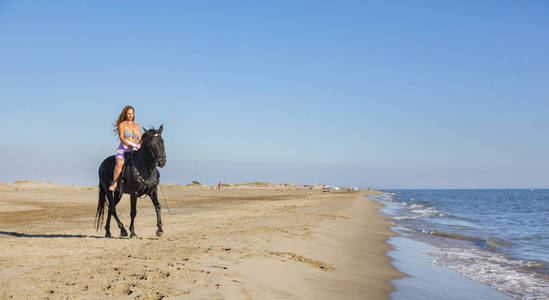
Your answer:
[0,180,95,192]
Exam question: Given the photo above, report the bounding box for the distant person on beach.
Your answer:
[109,105,142,191]
[218,181,222,190]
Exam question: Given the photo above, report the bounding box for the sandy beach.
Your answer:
[0,182,401,299]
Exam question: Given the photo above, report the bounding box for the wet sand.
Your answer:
[0,182,401,299]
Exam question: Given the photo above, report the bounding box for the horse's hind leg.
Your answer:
[105,191,114,238]
[112,191,128,237]
[129,194,138,238]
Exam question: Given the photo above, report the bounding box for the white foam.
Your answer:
[375,193,394,202]
[411,207,442,217]
[394,215,423,220]
[410,204,425,209]
[426,247,549,299]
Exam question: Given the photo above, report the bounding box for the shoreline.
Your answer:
[372,191,517,300]
[387,236,512,300]
[240,191,404,299]
[0,186,401,299]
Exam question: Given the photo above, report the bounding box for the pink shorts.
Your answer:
[114,142,136,161]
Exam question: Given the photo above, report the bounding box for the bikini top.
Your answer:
[123,129,139,139]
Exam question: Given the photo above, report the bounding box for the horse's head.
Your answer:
[141,125,166,168]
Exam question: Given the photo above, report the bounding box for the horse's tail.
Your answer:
[95,184,107,231]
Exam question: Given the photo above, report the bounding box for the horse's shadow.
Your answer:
[0,231,160,240]
[0,231,104,239]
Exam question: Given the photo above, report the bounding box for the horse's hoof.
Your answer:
[130,233,137,239]
[120,230,128,237]
[156,231,163,237]
[105,232,112,238]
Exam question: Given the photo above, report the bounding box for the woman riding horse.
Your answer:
[96,106,166,238]
[110,106,141,191]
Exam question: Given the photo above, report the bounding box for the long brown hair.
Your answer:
[113,105,135,133]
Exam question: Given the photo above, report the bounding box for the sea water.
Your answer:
[373,190,549,300]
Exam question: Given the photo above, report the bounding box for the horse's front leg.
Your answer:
[129,194,138,238]
[150,188,163,237]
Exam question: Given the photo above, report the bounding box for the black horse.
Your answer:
[95,125,166,238]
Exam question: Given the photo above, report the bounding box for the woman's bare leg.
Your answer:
[109,158,124,191]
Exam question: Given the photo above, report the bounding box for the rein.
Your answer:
[159,184,173,214]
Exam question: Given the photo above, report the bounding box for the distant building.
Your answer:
[312,184,324,190]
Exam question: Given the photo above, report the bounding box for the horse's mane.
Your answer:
[141,127,159,144]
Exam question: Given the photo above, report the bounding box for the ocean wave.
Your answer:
[422,230,480,241]
[420,231,515,249]
[512,235,544,241]
[394,215,423,220]
[485,237,515,250]
[411,207,442,217]
[410,203,424,209]
[426,247,549,299]
[375,193,394,201]
[399,201,426,208]
[439,212,457,218]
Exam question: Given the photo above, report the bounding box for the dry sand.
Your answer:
[0,182,402,299]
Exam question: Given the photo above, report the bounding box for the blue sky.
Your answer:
[1,1,548,188]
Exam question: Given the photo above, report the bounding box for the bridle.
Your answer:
[149,150,166,167]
